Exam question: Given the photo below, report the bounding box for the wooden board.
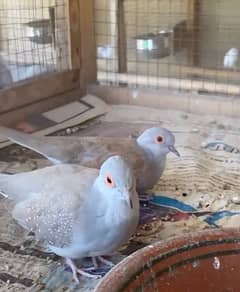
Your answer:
[187,0,200,66]
[117,0,127,73]
[79,0,97,88]
[0,89,83,127]
[0,0,97,122]
[0,70,80,115]
[68,0,81,69]
[98,58,240,83]
[97,71,240,96]
[89,84,240,117]
[0,94,109,138]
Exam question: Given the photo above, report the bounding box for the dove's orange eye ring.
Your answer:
[155,135,164,144]
[105,174,115,188]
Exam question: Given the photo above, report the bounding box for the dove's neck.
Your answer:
[137,140,167,166]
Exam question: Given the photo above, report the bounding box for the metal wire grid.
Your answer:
[0,0,70,88]
[95,0,240,96]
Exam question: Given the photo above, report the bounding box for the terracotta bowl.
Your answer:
[94,228,240,292]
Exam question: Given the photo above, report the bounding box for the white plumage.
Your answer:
[0,156,139,282]
[0,126,180,193]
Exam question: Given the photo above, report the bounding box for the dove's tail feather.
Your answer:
[0,125,62,164]
[0,172,35,202]
[0,125,44,151]
[0,173,14,200]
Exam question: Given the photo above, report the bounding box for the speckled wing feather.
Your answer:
[11,165,98,248]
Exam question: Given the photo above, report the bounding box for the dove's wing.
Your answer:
[73,138,146,169]
[0,164,97,202]
[72,138,151,191]
[11,165,98,248]
[0,126,147,171]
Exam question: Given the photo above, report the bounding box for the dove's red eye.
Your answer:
[105,174,114,188]
[155,135,164,144]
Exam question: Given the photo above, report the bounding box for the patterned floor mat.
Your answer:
[1,103,240,290]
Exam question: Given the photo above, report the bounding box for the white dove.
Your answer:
[0,126,180,193]
[223,48,239,69]
[0,155,139,282]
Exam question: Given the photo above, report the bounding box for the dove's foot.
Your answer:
[90,256,114,269]
[66,258,101,283]
[91,257,99,269]
[96,256,114,267]
[139,193,151,203]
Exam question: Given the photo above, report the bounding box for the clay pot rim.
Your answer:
[94,228,240,292]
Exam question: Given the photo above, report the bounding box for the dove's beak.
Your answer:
[168,145,180,157]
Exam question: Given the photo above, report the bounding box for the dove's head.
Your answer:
[98,155,136,209]
[137,127,180,158]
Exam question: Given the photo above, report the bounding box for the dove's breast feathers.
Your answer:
[49,189,139,259]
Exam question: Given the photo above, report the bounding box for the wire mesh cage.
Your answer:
[2,1,240,291]
[95,0,240,96]
[0,0,70,89]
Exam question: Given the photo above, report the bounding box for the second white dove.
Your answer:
[0,126,180,193]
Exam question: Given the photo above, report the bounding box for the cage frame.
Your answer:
[1,0,240,126]
[96,0,240,93]
[91,0,240,118]
[0,0,96,126]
